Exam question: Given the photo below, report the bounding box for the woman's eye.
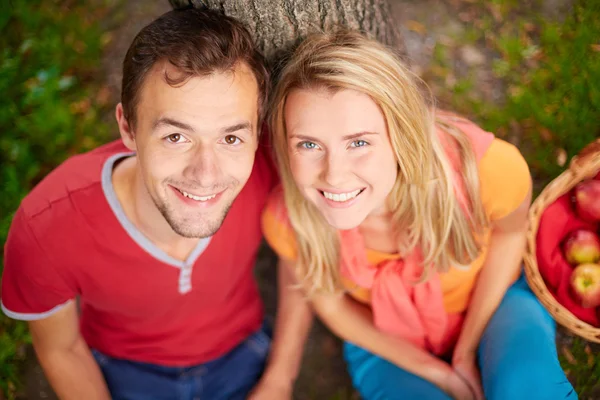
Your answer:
[166,133,185,143]
[299,141,318,150]
[351,139,368,148]
[224,135,241,145]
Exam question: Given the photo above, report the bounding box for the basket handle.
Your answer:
[569,138,600,174]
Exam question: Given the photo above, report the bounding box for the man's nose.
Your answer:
[183,144,221,187]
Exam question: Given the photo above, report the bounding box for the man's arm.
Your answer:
[29,300,111,400]
[250,259,314,398]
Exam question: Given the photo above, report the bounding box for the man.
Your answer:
[1,8,278,399]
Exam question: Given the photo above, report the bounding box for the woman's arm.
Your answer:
[453,187,532,363]
[310,286,473,398]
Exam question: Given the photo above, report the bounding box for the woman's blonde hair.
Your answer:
[269,30,489,294]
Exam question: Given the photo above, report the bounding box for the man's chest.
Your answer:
[75,245,257,319]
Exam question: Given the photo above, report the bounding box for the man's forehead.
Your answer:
[142,59,257,90]
[139,61,256,101]
[132,61,260,133]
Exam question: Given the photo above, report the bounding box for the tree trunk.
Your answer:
[168,0,404,65]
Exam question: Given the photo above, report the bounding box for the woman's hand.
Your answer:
[452,352,484,400]
[247,375,293,400]
[442,368,476,400]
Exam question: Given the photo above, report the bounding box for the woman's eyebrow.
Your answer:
[289,131,379,141]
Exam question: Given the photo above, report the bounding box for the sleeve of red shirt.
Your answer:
[1,207,77,320]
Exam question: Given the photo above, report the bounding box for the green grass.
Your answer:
[559,336,600,398]
[432,0,600,189]
[0,1,117,398]
[426,0,600,397]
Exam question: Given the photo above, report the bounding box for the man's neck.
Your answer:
[112,156,200,261]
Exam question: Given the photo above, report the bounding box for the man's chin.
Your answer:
[158,205,224,237]
[169,218,225,239]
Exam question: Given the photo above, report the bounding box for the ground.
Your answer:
[17,0,598,399]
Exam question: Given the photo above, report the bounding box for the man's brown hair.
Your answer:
[121,8,269,128]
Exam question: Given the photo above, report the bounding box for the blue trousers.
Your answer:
[92,324,271,400]
[344,275,578,400]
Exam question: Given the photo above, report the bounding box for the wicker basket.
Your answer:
[523,138,600,343]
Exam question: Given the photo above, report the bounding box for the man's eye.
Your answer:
[224,135,241,145]
[166,134,184,143]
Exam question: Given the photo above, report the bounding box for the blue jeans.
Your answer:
[344,275,578,400]
[92,324,271,400]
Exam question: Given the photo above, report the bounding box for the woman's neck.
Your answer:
[359,210,401,254]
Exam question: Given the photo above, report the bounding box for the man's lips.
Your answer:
[170,185,224,204]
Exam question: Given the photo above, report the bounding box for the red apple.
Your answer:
[570,263,600,308]
[574,180,600,222]
[563,229,600,265]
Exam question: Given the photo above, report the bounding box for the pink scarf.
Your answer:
[339,115,494,355]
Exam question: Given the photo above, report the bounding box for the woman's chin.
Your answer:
[322,213,364,231]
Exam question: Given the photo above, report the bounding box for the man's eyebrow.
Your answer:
[222,122,252,134]
[152,117,194,132]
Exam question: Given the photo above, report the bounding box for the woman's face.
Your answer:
[284,88,398,230]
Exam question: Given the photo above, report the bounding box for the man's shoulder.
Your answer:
[19,140,129,219]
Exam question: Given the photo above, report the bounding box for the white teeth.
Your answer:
[323,189,361,202]
[181,190,217,202]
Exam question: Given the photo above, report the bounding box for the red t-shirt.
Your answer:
[1,139,277,366]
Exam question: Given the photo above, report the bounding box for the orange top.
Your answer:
[262,138,530,314]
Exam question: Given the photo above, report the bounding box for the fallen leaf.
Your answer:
[96,85,112,106]
[431,65,448,78]
[486,3,503,22]
[591,44,600,52]
[556,148,567,167]
[73,40,86,54]
[406,20,427,35]
[539,127,553,142]
[438,35,456,47]
[561,345,577,364]
[70,99,91,114]
[445,73,457,88]
[508,85,524,99]
[101,32,113,47]
[585,345,595,367]
[460,45,486,66]
[459,11,474,22]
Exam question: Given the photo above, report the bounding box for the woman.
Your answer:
[254,31,576,400]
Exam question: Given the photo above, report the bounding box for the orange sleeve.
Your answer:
[479,138,532,221]
[261,187,298,261]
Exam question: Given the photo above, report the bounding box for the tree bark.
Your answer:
[168,0,404,65]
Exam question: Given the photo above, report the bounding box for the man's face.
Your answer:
[129,62,260,238]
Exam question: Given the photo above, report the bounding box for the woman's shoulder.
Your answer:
[261,185,298,261]
[479,138,532,221]
[435,111,495,161]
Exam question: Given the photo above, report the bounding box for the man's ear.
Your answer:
[115,103,136,151]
